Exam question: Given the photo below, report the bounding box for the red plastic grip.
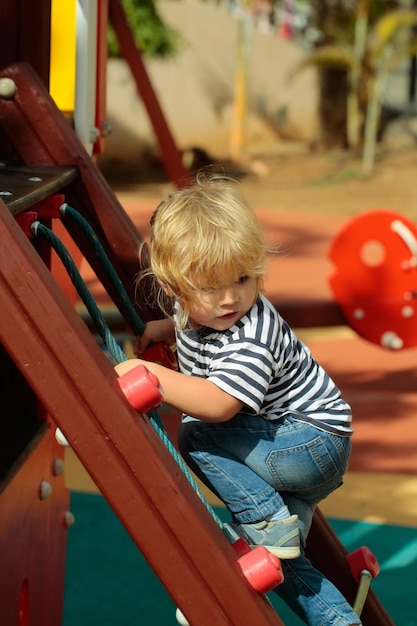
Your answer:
[231,538,251,558]
[142,343,178,370]
[237,546,284,594]
[118,364,163,413]
[346,546,380,582]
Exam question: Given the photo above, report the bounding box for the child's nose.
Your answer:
[220,286,238,305]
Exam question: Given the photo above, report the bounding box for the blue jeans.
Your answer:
[178,414,361,626]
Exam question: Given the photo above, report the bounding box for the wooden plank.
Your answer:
[0,164,77,214]
[0,198,284,626]
[0,1,19,71]
[17,0,52,87]
[277,298,347,329]
[0,1,51,87]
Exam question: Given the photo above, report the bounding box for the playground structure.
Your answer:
[0,2,396,625]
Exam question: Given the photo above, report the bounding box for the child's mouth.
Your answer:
[219,312,237,320]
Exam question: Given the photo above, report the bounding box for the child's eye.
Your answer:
[236,275,249,285]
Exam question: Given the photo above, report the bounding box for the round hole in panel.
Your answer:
[360,240,386,267]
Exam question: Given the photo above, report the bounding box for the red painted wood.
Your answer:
[0,425,69,626]
[0,61,161,324]
[0,1,51,87]
[108,0,189,187]
[0,198,284,625]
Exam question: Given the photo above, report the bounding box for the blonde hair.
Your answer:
[142,173,268,328]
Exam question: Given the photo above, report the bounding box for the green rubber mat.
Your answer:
[64,491,417,625]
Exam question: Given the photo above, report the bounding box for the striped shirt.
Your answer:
[175,294,353,435]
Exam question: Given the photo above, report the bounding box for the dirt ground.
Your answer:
[239,145,417,218]
[110,144,417,221]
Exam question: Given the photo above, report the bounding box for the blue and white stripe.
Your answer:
[175,295,352,435]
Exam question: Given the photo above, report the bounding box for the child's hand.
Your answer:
[114,358,145,376]
[134,318,175,355]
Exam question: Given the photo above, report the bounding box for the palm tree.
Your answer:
[296,2,417,173]
[362,8,417,172]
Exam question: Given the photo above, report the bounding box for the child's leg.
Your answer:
[179,417,301,559]
[282,493,316,548]
[179,419,285,523]
[179,417,359,623]
[273,556,362,625]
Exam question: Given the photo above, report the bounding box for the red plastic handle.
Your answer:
[237,546,284,594]
[142,343,178,370]
[346,546,380,582]
[118,364,163,413]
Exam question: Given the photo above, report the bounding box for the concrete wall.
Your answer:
[99,1,319,174]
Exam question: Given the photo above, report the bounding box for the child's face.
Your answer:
[186,275,258,331]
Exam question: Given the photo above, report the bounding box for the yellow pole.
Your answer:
[230,3,253,161]
[50,0,77,114]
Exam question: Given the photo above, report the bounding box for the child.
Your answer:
[116,173,361,625]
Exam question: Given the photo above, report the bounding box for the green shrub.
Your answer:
[108,0,182,58]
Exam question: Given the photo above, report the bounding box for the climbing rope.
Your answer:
[32,220,127,365]
[60,203,146,336]
[31,218,224,530]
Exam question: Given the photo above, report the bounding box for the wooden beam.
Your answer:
[0,0,51,86]
[108,0,189,187]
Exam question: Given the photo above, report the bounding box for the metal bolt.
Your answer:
[39,481,53,500]
[401,305,414,319]
[0,77,17,99]
[63,511,76,528]
[101,120,112,137]
[53,458,65,477]
[89,125,101,143]
[380,331,403,350]
[55,428,70,447]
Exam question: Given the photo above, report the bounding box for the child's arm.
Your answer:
[134,318,176,355]
[115,358,244,423]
